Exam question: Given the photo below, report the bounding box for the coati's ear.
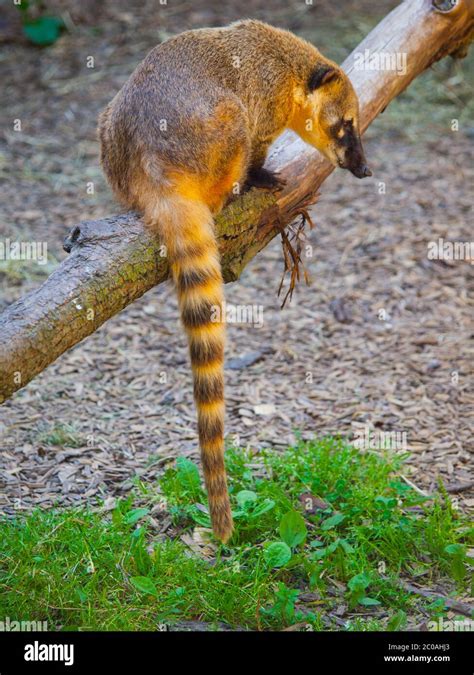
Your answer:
[308,65,339,91]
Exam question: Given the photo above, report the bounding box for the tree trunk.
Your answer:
[0,0,473,403]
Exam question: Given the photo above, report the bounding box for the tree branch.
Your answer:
[1,0,473,403]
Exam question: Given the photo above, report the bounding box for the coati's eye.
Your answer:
[329,121,344,137]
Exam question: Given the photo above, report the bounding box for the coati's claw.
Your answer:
[245,167,286,191]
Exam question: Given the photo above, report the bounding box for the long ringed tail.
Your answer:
[145,191,233,543]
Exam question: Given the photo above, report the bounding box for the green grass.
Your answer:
[0,439,472,631]
[36,422,84,448]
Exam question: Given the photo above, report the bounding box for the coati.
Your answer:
[98,20,371,543]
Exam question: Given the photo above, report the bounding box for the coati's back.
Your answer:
[99,20,370,543]
[99,30,235,199]
[99,21,320,203]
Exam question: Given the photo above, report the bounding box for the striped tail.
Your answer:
[145,192,233,543]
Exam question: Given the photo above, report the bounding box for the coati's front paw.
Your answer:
[245,167,286,192]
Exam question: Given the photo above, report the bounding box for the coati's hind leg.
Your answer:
[205,144,249,213]
[197,97,251,212]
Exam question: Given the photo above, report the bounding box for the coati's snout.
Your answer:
[291,62,372,179]
[336,123,372,179]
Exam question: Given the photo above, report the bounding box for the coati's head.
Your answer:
[291,62,371,179]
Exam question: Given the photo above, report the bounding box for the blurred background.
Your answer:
[0,1,472,515]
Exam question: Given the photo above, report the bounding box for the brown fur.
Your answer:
[98,20,370,543]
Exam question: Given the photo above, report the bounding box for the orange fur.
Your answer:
[98,20,369,542]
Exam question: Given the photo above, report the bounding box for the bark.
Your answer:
[0,0,473,403]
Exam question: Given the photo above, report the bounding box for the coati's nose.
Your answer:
[349,163,372,179]
[340,142,372,179]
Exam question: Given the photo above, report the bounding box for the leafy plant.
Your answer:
[347,572,381,609]
[233,490,276,522]
[124,508,149,525]
[130,576,158,597]
[263,510,307,569]
[261,583,300,625]
[16,0,64,46]
[264,542,292,569]
[444,543,469,584]
[387,609,407,631]
[175,457,201,497]
[279,510,307,548]
[321,512,346,530]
